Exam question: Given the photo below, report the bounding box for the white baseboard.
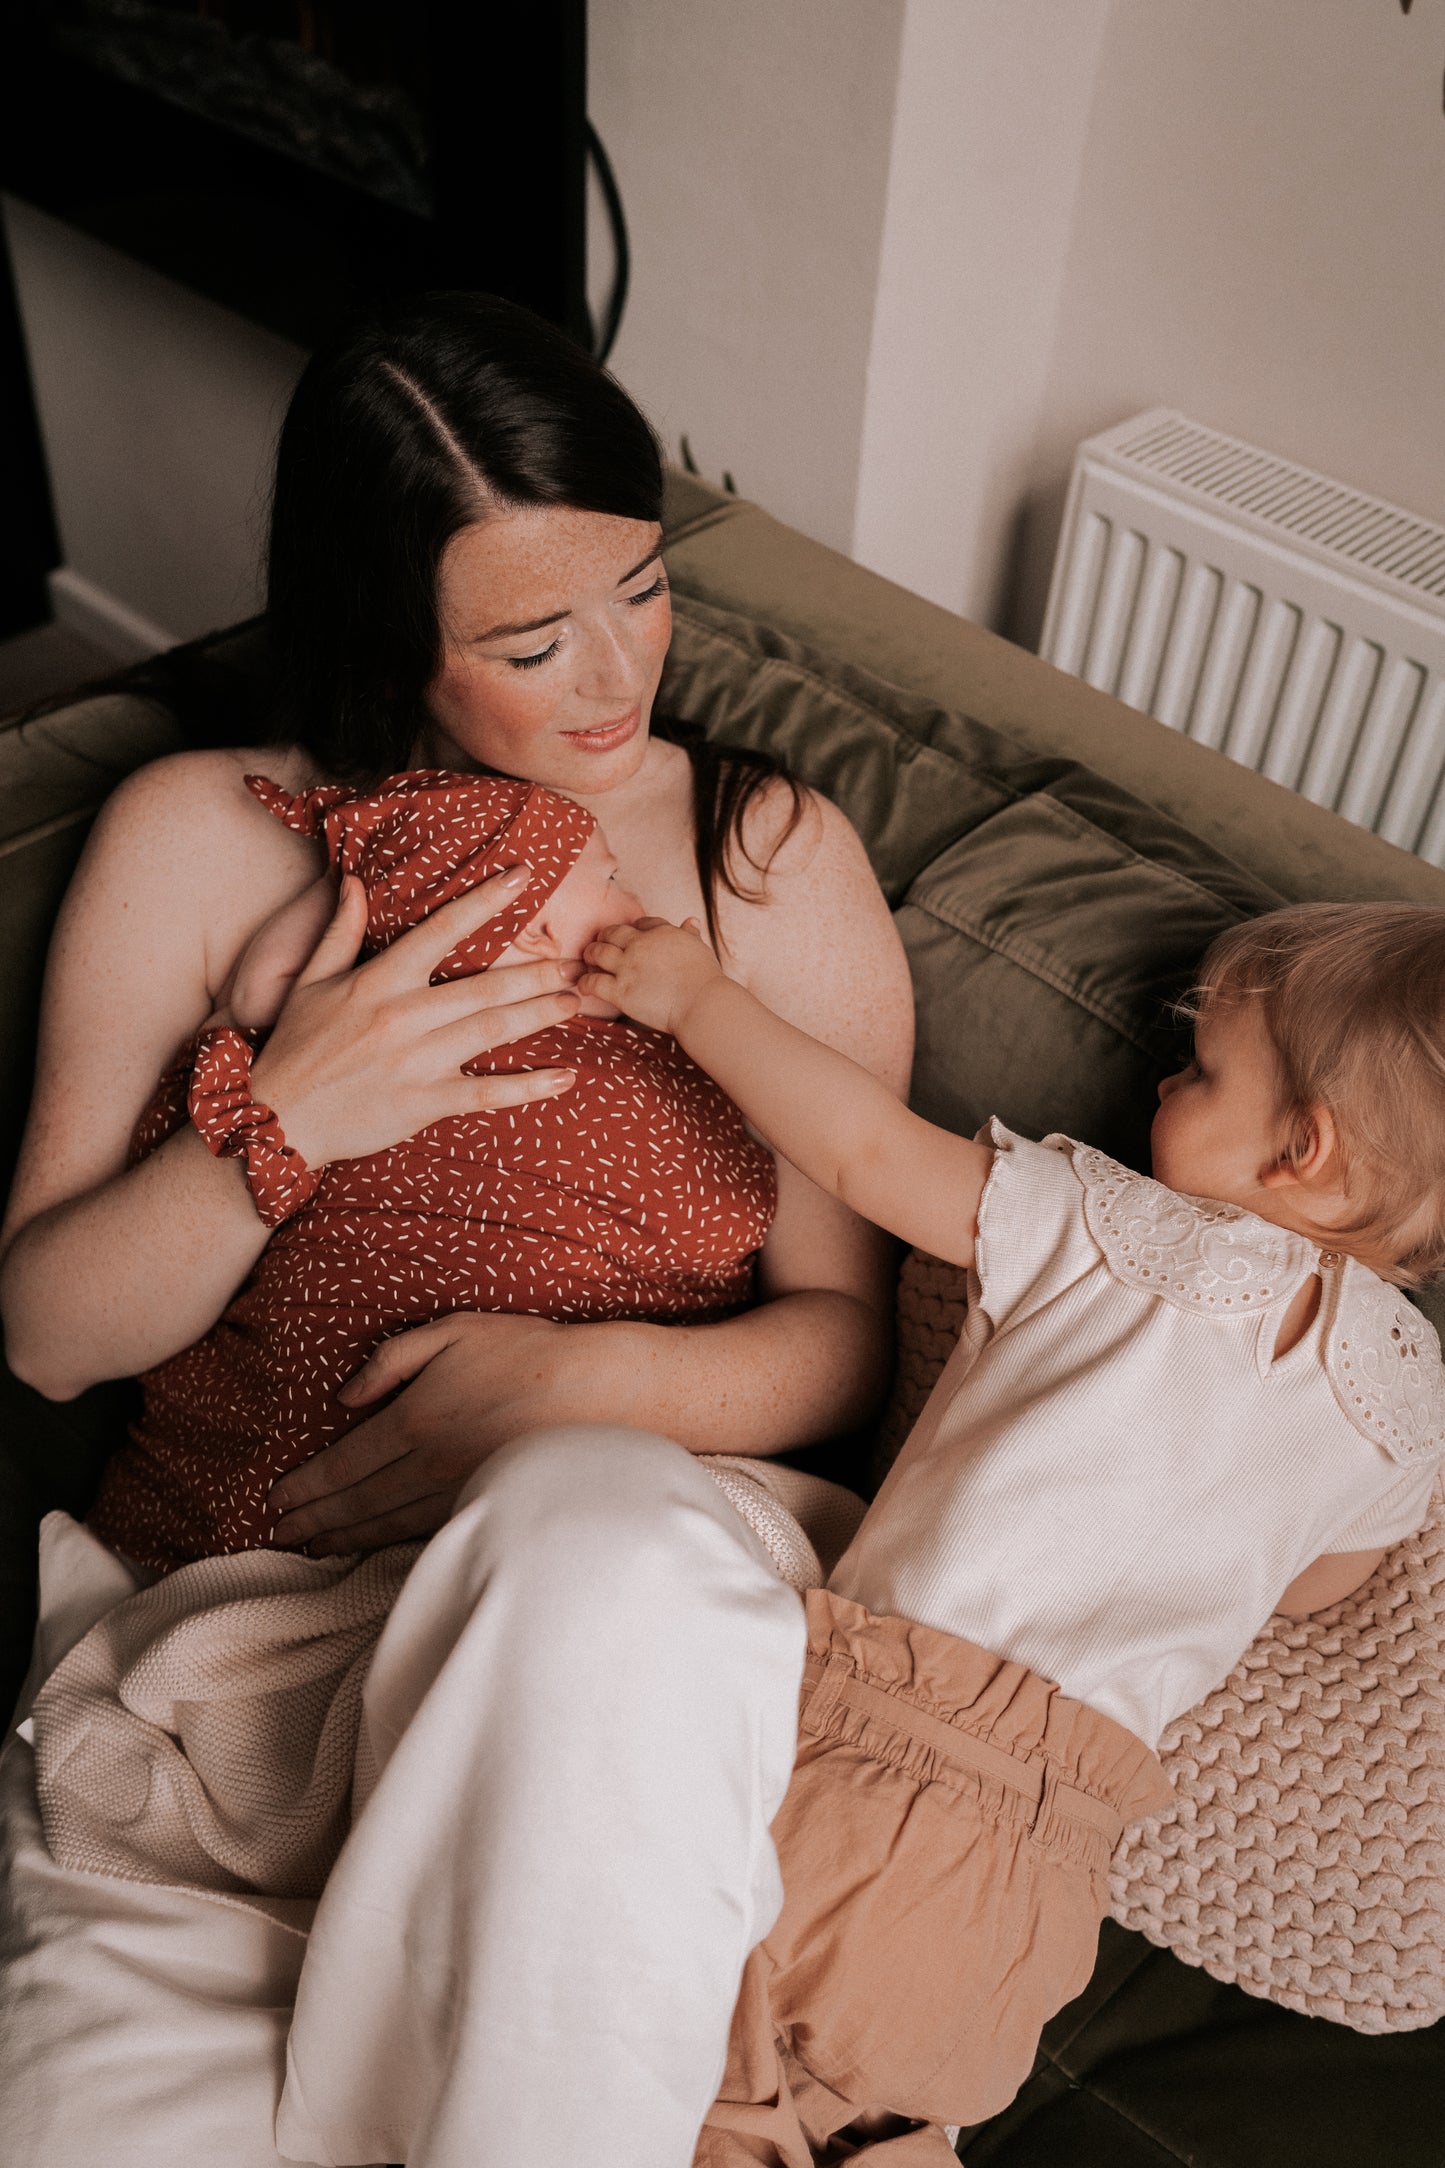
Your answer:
[47,567,180,663]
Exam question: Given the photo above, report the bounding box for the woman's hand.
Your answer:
[252,867,583,1168]
[0,834,590,1399]
[268,1311,602,1553]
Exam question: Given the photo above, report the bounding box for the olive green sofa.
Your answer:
[2,472,1442,2162]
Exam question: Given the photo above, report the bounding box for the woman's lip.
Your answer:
[559,708,640,751]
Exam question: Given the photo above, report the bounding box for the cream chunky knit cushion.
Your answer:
[885,1247,1445,2034]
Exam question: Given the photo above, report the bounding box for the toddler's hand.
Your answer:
[580,917,723,1035]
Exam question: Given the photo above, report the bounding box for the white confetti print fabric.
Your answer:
[90,772,778,1571]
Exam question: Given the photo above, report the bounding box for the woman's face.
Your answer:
[425,504,672,795]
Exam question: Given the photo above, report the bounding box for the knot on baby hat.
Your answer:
[245,769,596,979]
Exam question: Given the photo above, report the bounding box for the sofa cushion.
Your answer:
[662,596,1282,1172]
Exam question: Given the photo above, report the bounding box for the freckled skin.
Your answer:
[417,509,754,963]
[423,506,674,803]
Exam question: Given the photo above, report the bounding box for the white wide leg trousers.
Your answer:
[0,1426,808,2168]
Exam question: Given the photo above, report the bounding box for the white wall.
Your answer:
[4,195,305,646]
[589,0,905,555]
[1008,0,1445,645]
[849,0,1110,627]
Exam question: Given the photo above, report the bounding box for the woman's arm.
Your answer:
[0,752,585,1398]
[1,755,301,1396]
[269,787,917,1555]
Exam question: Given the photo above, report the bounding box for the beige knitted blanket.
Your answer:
[886,1248,1445,2036]
[28,1455,864,1903]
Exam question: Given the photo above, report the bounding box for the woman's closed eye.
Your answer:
[507,639,562,671]
[504,574,667,670]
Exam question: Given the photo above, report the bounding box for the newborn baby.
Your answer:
[88,772,779,1571]
[227,798,641,1031]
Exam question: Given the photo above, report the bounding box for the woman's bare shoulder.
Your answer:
[6,745,329,1235]
[81,745,323,939]
[92,741,317,849]
[723,780,914,1092]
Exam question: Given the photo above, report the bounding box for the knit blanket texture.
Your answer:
[29,1459,862,1901]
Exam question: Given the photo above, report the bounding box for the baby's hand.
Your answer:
[579,917,724,1035]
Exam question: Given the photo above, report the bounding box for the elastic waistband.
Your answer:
[802,1590,1173,1838]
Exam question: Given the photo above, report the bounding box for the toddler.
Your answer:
[88,772,792,1571]
[582,901,1445,2165]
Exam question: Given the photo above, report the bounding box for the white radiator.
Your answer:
[1040,410,1445,866]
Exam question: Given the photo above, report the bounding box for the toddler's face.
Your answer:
[1151,998,1287,1208]
[495,829,645,1017]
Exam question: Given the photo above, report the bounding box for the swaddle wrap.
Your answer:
[90,772,779,1570]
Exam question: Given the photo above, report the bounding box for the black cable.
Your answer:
[585,119,630,365]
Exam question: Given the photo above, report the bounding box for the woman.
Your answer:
[0,295,914,2166]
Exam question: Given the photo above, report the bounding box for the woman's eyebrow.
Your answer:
[473,546,665,644]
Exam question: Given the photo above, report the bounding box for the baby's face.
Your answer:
[1151,998,1286,1207]
[495,829,646,1017]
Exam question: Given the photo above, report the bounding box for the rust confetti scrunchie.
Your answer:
[187,1025,321,1229]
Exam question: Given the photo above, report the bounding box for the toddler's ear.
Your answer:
[1259,1105,1338,1190]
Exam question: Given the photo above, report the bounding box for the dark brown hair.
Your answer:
[265,290,802,947]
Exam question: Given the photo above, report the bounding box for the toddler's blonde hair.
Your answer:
[1189,902,1445,1286]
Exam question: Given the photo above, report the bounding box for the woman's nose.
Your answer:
[577,617,641,703]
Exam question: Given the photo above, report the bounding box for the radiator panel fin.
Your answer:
[1041,412,1445,867]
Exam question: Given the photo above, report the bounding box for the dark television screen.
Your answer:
[0,1,587,347]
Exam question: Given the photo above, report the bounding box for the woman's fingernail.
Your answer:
[549,1070,577,1091]
[501,863,532,889]
[559,959,583,981]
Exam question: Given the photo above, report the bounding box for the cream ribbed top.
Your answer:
[832,1124,1445,1747]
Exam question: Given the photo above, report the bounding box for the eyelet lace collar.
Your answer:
[1064,1139,1445,1464]
[1319,1258,1445,1464]
[1068,1141,1314,1317]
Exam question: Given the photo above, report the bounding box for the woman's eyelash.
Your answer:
[505,579,664,668]
[507,640,561,671]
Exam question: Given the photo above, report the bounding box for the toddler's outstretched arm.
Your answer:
[582,919,990,1268]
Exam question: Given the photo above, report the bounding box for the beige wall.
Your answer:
[590,0,905,555]
[8,2,905,645]
[4,195,305,646]
[850,0,1110,627]
[1009,0,1445,645]
[10,1,1445,654]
